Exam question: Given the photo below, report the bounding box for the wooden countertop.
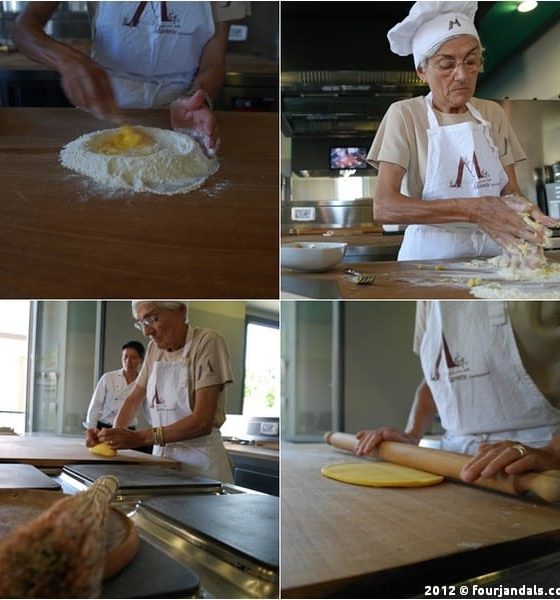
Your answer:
[281,442,560,598]
[282,251,560,299]
[0,434,178,468]
[0,108,278,298]
[224,442,279,463]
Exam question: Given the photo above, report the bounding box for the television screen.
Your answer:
[329,146,369,170]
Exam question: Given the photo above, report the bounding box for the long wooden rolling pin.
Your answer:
[324,431,560,503]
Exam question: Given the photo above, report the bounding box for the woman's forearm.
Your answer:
[405,379,438,440]
[374,192,481,225]
[113,385,145,428]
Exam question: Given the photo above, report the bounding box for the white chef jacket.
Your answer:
[85,369,138,428]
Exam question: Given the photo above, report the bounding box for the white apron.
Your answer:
[91,2,215,107]
[146,340,233,483]
[398,93,509,261]
[419,302,560,455]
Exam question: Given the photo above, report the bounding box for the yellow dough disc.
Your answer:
[321,462,444,488]
[89,442,117,457]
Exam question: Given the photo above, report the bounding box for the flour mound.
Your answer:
[60,126,219,195]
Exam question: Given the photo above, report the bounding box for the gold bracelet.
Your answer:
[152,426,166,447]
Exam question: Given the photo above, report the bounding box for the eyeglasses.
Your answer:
[134,314,159,331]
[430,54,482,75]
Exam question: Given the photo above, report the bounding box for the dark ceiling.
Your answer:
[281,1,560,79]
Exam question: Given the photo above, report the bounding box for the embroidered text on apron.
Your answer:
[418,302,560,454]
[91,2,215,107]
[398,93,509,261]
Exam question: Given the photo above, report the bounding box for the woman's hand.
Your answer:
[58,55,121,122]
[355,428,420,457]
[460,440,560,483]
[98,426,140,450]
[472,195,556,251]
[170,90,219,154]
[85,428,100,448]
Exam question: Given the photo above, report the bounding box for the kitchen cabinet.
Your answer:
[226,443,279,496]
[282,442,560,598]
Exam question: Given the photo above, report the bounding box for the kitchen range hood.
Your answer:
[282,69,427,138]
[282,69,427,177]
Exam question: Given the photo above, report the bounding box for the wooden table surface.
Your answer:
[0,434,177,468]
[0,108,278,298]
[282,251,560,300]
[281,442,560,598]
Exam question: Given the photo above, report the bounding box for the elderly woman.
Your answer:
[87,301,234,483]
[368,1,558,261]
[11,2,250,150]
[355,301,560,484]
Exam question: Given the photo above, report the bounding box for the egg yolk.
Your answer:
[96,125,153,154]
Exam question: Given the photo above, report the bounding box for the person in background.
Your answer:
[355,301,560,483]
[11,1,250,151]
[87,301,235,483]
[367,1,558,261]
[84,340,145,430]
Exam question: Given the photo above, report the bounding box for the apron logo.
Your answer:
[151,386,164,408]
[432,332,490,382]
[450,152,490,189]
[448,18,462,30]
[432,333,464,380]
[124,2,179,29]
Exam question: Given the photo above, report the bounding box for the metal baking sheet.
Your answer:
[102,538,200,598]
[62,463,222,495]
[139,494,279,570]
[0,463,60,490]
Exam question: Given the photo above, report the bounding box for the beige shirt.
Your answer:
[367,96,526,199]
[414,301,560,407]
[137,326,233,428]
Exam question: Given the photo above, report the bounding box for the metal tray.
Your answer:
[102,537,200,599]
[0,463,61,490]
[61,463,222,499]
[135,494,279,599]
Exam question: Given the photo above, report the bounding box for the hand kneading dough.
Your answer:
[89,442,117,457]
[321,462,443,488]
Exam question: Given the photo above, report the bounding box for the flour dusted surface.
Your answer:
[60,126,219,195]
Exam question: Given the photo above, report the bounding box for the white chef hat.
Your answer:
[388,1,480,68]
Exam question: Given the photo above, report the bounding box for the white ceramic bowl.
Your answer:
[281,242,347,272]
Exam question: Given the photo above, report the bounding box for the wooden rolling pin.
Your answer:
[324,431,560,503]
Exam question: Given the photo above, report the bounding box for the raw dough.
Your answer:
[60,125,218,195]
[320,462,444,488]
[89,442,117,457]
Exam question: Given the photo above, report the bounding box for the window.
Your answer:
[242,317,280,417]
[0,301,31,434]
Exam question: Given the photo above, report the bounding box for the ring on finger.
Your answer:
[512,444,527,457]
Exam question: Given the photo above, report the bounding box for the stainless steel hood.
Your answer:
[282,69,427,138]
